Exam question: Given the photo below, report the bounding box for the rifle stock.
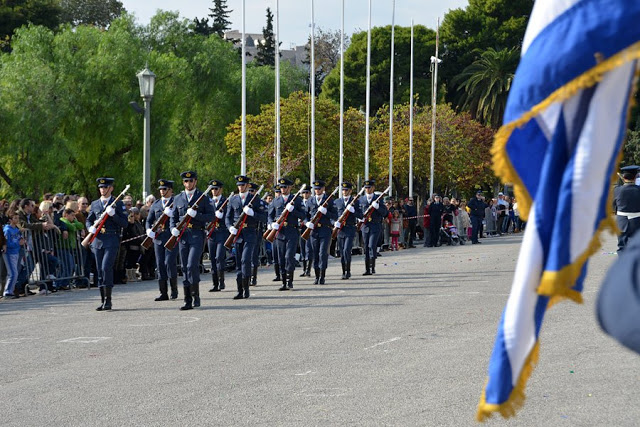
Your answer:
[356,186,391,232]
[301,187,339,241]
[331,187,367,240]
[164,185,214,251]
[224,184,265,250]
[206,197,230,239]
[81,184,131,248]
[141,202,175,250]
[263,184,307,243]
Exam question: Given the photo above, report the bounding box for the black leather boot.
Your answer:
[371,258,376,274]
[209,272,219,292]
[219,271,225,290]
[251,266,258,286]
[155,279,169,301]
[272,263,281,281]
[180,285,193,310]
[170,278,178,299]
[243,277,250,299]
[279,272,288,291]
[233,277,244,300]
[319,269,326,285]
[96,287,105,311]
[346,262,351,279]
[305,261,311,277]
[314,268,320,285]
[300,260,307,277]
[287,271,293,289]
[103,287,112,310]
[192,283,200,307]
[341,262,347,280]
[363,258,372,276]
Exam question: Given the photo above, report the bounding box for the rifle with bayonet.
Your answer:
[224,184,265,250]
[164,185,215,251]
[206,197,230,239]
[331,186,367,240]
[301,186,340,241]
[141,202,174,250]
[81,184,130,249]
[356,186,391,232]
[263,184,307,243]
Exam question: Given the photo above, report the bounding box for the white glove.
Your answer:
[267,223,272,231]
[286,203,294,212]
[334,221,342,229]
[163,207,173,216]
[272,222,280,230]
[106,206,116,216]
[243,206,254,216]
[305,221,315,229]
[146,229,156,239]
[372,201,380,210]
[171,228,180,237]
[187,208,198,218]
[347,205,355,213]
[215,210,224,219]
[229,226,238,235]
[319,206,327,215]
[88,226,97,234]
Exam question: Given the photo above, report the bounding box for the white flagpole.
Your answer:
[310,0,316,184]
[339,0,345,185]
[275,0,281,181]
[409,19,414,198]
[430,18,440,198]
[241,0,247,175]
[389,0,395,196]
[365,0,372,180]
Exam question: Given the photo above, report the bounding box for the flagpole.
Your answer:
[430,18,440,198]
[409,19,414,198]
[389,0,395,197]
[241,0,246,175]
[365,0,372,180]
[339,0,345,185]
[310,0,316,184]
[275,0,281,181]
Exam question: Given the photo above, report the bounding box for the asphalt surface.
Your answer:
[1,232,638,426]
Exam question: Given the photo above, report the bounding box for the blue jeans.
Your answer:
[3,253,19,296]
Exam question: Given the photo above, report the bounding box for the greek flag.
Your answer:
[477,0,640,421]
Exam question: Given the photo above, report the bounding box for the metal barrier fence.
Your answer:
[19,228,90,295]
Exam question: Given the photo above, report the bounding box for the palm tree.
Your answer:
[452,47,520,129]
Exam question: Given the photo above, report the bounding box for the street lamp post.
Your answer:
[136,66,156,200]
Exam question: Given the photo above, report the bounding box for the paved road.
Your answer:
[1,233,638,426]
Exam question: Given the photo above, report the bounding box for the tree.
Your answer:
[255,8,275,67]
[304,27,348,96]
[209,0,232,38]
[59,0,125,28]
[0,0,61,52]
[440,0,533,106]
[452,47,519,129]
[320,25,436,113]
[192,17,212,36]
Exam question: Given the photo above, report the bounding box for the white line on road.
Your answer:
[365,336,402,350]
[295,371,316,376]
[58,337,111,343]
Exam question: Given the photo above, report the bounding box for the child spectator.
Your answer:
[3,211,24,299]
[389,210,401,251]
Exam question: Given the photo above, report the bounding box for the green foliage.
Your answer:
[452,47,518,129]
[623,129,640,167]
[0,12,306,199]
[209,0,232,38]
[255,7,275,67]
[0,0,61,51]
[59,0,125,28]
[321,25,436,113]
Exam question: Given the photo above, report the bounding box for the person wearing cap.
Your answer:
[298,186,313,277]
[225,175,267,299]
[249,182,267,287]
[268,177,306,290]
[467,191,487,244]
[146,179,179,301]
[306,179,337,284]
[613,165,640,252]
[358,179,388,276]
[428,194,445,247]
[170,171,215,310]
[403,196,418,248]
[270,185,283,282]
[206,180,229,292]
[333,182,362,279]
[85,177,128,311]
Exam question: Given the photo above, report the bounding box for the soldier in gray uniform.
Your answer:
[249,182,266,286]
[359,179,388,276]
[145,179,179,301]
[299,187,313,277]
[613,165,640,252]
[306,180,337,284]
[207,180,229,292]
[333,182,362,279]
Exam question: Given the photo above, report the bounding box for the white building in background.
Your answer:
[224,30,308,69]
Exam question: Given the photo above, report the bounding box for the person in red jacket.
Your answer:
[422,199,431,247]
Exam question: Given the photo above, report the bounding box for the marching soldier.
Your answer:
[271,185,282,282]
[299,187,313,277]
[207,180,229,292]
[305,180,337,284]
[359,179,388,276]
[170,171,215,310]
[249,182,266,286]
[225,175,267,299]
[268,178,306,290]
[333,182,362,279]
[146,179,179,301]
[614,165,640,252]
[86,177,128,311]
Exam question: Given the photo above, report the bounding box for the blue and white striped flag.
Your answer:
[477,0,640,421]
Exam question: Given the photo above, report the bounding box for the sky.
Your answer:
[119,0,469,48]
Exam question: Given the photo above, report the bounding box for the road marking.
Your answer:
[59,337,111,343]
[365,336,401,350]
[295,371,316,376]
[127,316,200,327]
